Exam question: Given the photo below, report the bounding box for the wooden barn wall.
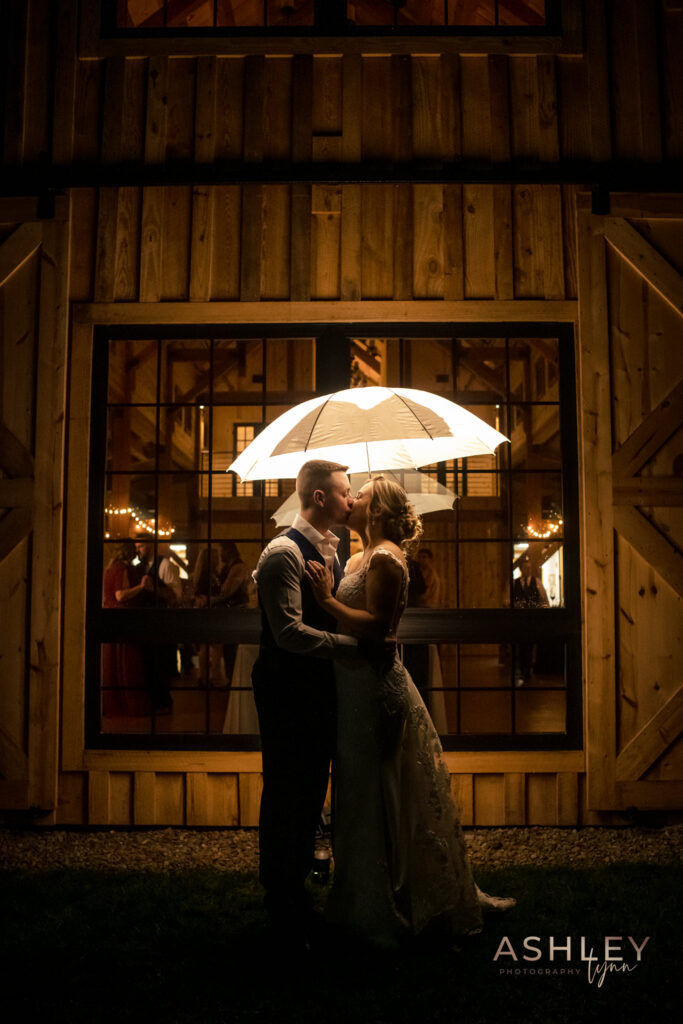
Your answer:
[4,1,683,173]
[2,0,682,826]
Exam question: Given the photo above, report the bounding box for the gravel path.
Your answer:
[1,826,681,873]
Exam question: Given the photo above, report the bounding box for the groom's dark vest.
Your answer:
[254,528,342,694]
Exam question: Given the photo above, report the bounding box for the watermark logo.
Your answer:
[493,935,650,987]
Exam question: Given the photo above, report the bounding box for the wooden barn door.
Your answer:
[578,193,683,813]
[0,198,69,819]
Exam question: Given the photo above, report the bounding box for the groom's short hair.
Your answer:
[297,460,349,508]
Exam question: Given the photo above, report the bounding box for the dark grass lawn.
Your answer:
[1,864,681,1023]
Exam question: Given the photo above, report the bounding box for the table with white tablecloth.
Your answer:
[222,644,260,734]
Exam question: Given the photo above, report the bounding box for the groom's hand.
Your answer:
[359,635,397,673]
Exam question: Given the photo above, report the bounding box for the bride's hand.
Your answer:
[304,560,333,603]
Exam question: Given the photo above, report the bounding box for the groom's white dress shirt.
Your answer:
[253,512,357,659]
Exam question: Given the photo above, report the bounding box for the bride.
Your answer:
[304,475,514,949]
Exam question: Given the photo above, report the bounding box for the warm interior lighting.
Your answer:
[105,504,175,537]
[525,516,563,540]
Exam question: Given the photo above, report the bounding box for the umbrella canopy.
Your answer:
[228,386,508,482]
[271,470,458,528]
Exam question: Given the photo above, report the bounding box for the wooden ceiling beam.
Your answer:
[4,160,683,193]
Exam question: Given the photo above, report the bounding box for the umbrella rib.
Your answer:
[302,393,336,451]
[394,391,436,439]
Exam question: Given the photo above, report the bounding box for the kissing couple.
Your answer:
[251,459,514,952]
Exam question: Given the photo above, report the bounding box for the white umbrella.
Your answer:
[271,470,458,528]
[228,386,508,482]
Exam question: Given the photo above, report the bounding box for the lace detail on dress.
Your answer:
[329,550,485,946]
[339,546,409,635]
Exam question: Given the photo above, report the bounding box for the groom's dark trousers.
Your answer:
[252,528,342,923]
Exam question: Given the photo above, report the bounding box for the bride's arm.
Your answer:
[304,553,403,638]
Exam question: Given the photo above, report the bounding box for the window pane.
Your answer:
[448,0,495,26]
[267,0,315,26]
[398,1,446,26]
[461,691,512,733]
[146,473,207,540]
[457,484,508,539]
[406,540,453,607]
[509,404,561,471]
[216,0,265,26]
[515,691,566,733]
[455,337,507,398]
[459,643,513,688]
[402,338,455,394]
[458,541,511,607]
[514,638,565,688]
[511,472,563,540]
[265,338,316,395]
[107,339,157,403]
[223,643,261,732]
[210,404,263,495]
[509,337,559,401]
[498,0,546,27]
[212,340,264,399]
[117,1,164,29]
[99,642,176,729]
[159,339,210,404]
[106,407,157,471]
[187,541,260,608]
[104,473,157,540]
[347,1,395,26]
[168,0,215,27]
[513,541,563,607]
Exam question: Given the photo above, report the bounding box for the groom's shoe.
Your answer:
[263,894,319,957]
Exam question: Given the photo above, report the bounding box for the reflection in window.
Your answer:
[365,336,565,610]
[98,336,315,740]
[408,642,567,738]
[362,330,576,746]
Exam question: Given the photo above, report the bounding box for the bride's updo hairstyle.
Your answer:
[367,476,423,552]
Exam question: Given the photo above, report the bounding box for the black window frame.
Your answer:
[86,321,581,751]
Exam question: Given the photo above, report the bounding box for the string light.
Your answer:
[104,505,175,538]
[524,517,564,540]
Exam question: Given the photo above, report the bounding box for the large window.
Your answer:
[108,0,557,34]
[87,323,580,750]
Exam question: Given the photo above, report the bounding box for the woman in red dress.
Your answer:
[102,540,150,719]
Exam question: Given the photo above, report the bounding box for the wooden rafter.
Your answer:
[613,477,683,506]
[0,222,42,289]
[458,355,507,396]
[0,424,35,564]
[613,504,683,600]
[602,217,683,320]
[616,685,683,782]
[0,423,34,477]
[612,378,683,479]
[0,507,33,564]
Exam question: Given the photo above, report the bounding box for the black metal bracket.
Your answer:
[36,188,56,219]
[591,183,610,215]
[4,159,682,195]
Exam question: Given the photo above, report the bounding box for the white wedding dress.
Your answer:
[326,547,485,947]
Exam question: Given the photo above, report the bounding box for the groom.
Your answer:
[251,459,358,944]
